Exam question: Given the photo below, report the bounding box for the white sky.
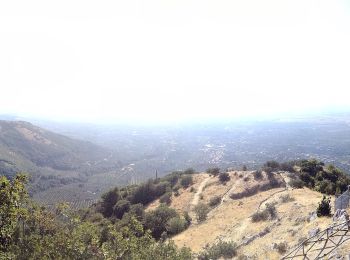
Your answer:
[1,0,350,123]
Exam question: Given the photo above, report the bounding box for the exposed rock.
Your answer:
[333,209,349,222]
[308,211,317,222]
[308,228,320,237]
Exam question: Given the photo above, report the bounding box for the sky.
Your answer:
[1,0,350,123]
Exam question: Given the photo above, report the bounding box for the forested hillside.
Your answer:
[0,120,121,194]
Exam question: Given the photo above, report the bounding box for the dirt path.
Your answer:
[280,171,291,189]
[190,176,211,208]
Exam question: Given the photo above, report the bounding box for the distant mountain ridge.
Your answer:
[0,120,121,193]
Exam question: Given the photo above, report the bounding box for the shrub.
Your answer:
[251,203,277,222]
[253,170,263,180]
[266,203,277,219]
[219,172,230,183]
[128,203,145,220]
[209,196,221,207]
[183,211,192,227]
[242,165,247,171]
[289,179,305,189]
[264,160,280,169]
[131,180,169,205]
[144,204,178,239]
[173,184,181,192]
[190,187,195,193]
[101,187,120,217]
[113,199,131,219]
[206,167,220,176]
[276,242,288,254]
[279,194,295,203]
[243,176,250,182]
[180,175,193,188]
[316,196,331,217]
[251,210,269,222]
[198,240,237,260]
[263,166,273,175]
[163,173,180,187]
[194,203,210,223]
[159,192,172,205]
[184,168,195,175]
[166,217,187,235]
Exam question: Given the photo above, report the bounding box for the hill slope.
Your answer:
[0,120,121,194]
[143,170,350,259]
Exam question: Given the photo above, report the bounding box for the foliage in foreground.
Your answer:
[197,240,237,260]
[0,174,192,260]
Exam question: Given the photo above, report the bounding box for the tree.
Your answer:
[0,174,28,256]
[0,174,192,259]
[166,217,187,235]
[180,175,193,188]
[113,199,131,219]
[101,187,120,217]
[194,203,210,223]
[144,204,178,239]
[317,196,331,217]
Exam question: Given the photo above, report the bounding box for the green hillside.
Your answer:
[0,120,121,194]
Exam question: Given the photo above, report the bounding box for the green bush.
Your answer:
[209,196,221,207]
[251,203,277,222]
[0,175,193,260]
[113,199,131,219]
[180,175,193,188]
[194,203,210,223]
[144,204,178,239]
[101,187,120,217]
[159,192,172,205]
[219,172,230,183]
[316,196,331,217]
[276,242,288,254]
[289,178,305,189]
[183,211,192,227]
[279,194,295,203]
[253,170,263,180]
[251,210,269,222]
[206,167,220,176]
[166,217,187,235]
[198,240,236,260]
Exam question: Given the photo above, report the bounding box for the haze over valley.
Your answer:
[2,1,350,259]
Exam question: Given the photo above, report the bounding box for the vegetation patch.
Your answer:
[194,203,210,223]
[251,203,277,222]
[316,195,331,217]
[198,240,237,260]
[209,196,221,207]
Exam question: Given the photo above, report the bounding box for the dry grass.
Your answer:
[146,173,210,213]
[171,172,344,259]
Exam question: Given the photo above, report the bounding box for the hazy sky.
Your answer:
[1,1,350,123]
